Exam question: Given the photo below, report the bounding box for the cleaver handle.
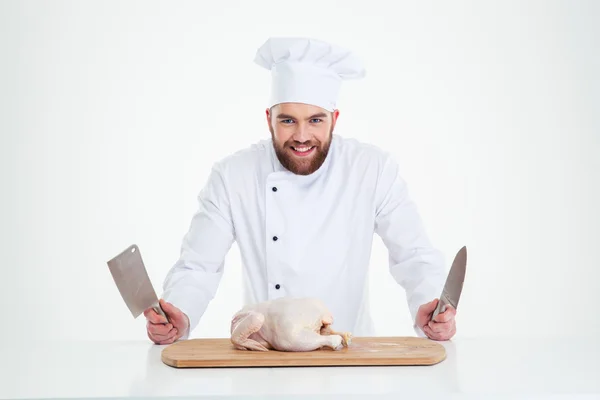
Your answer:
[152,301,170,324]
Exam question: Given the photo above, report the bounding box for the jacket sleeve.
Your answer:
[161,162,235,339]
[373,154,447,337]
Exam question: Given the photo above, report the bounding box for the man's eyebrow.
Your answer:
[276,113,295,119]
[276,112,328,120]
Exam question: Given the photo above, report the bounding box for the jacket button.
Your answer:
[272,187,277,192]
[272,236,278,241]
[275,284,281,289]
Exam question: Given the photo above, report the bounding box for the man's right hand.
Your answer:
[144,299,190,345]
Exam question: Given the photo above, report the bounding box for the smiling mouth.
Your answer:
[291,146,315,154]
[290,146,316,156]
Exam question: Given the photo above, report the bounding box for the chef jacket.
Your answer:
[162,134,447,338]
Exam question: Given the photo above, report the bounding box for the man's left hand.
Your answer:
[416,298,456,341]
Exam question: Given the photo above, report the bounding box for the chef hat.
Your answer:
[254,37,366,112]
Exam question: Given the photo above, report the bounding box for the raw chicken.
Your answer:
[230,297,353,352]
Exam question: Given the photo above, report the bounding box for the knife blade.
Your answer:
[106,244,169,323]
[432,245,467,320]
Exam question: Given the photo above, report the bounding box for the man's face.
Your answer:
[267,102,339,175]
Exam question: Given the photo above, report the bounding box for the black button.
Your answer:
[272,236,278,241]
[275,284,281,289]
[272,187,277,192]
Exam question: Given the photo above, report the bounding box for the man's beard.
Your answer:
[270,127,333,176]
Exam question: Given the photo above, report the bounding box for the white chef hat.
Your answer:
[254,37,366,112]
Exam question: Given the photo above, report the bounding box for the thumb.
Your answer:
[424,298,439,314]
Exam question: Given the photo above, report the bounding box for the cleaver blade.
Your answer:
[106,244,169,322]
[432,245,467,320]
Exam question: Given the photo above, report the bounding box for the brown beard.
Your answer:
[270,127,333,175]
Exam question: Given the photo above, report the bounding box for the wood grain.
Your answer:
[161,336,446,368]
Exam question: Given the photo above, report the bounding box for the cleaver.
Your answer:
[432,245,467,320]
[106,244,169,323]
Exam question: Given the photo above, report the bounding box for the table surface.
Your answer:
[1,336,599,399]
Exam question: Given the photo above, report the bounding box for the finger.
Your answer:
[428,320,453,334]
[426,325,452,341]
[434,306,456,323]
[434,305,455,322]
[428,317,455,330]
[148,328,171,344]
[158,335,176,345]
[147,321,174,336]
[445,305,456,314]
[155,328,178,341]
[423,324,443,341]
[160,299,177,318]
[433,312,453,323]
[143,307,160,319]
[425,321,455,340]
[144,308,168,325]
[156,328,179,345]
[149,327,178,342]
[432,325,455,341]
[160,299,185,327]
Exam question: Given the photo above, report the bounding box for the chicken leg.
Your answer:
[320,314,353,346]
[280,330,344,351]
[230,310,270,351]
[320,324,353,347]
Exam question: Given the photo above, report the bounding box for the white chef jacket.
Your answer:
[162,134,447,338]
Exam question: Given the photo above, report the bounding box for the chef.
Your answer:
[144,37,457,345]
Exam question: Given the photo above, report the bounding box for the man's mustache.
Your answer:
[285,141,319,147]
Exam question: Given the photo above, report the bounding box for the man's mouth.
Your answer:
[290,145,316,157]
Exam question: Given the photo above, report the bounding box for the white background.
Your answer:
[1,0,598,344]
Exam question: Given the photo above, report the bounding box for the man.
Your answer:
[144,37,457,345]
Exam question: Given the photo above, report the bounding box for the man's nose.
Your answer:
[292,123,311,142]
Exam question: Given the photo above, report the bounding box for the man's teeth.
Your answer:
[292,146,314,152]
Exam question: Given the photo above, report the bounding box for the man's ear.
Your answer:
[331,109,340,128]
[265,107,273,129]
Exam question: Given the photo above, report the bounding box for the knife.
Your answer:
[432,245,467,320]
[106,244,169,323]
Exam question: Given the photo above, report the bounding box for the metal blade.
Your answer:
[106,244,167,320]
[432,245,467,319]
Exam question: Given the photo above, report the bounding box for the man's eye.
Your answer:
[311,119,322,123]
[281,119,293,124]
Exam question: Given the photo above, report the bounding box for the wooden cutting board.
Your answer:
[161,336,446,368]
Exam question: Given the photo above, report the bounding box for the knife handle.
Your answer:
[431,298,448,320]
[153,304,170,324]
